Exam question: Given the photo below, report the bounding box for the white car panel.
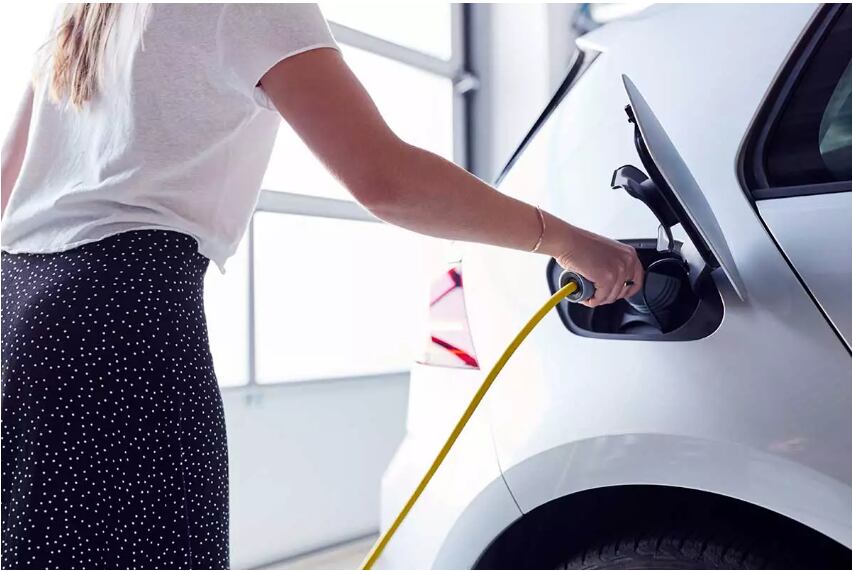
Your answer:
[499,433,852,548]
[479,0,849,529]
[757,193,852,346]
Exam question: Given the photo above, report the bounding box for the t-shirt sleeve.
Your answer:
[217,3,339,107]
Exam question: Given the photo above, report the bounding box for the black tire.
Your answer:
[558,529,795,570]
[473,487,851,570]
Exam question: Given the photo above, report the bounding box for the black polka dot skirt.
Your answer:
[1,230,229,569]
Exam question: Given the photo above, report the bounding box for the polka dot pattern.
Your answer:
[1,230,229,569]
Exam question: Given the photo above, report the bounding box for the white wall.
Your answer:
[223,374,409,569]
[468,4,579,181]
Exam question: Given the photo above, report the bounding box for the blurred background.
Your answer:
[0,3,642,568]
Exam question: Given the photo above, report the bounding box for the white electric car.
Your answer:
[379,4,851,569]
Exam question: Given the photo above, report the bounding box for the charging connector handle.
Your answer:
[360,279,579,569]
[559,270,596,303]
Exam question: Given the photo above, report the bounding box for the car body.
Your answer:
[378,3,851,569]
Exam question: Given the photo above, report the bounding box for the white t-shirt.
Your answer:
[1,3,338,272]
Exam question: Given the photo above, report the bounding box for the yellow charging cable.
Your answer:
[361,279,579,569]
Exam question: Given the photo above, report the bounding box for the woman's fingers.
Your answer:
[604,266,629,305]
[616,248,644,301]
[625,258,645,299]
[579,249,643,307]
[583,270,622,307]
[554,227,646,308]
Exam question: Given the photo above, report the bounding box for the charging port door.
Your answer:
[621,75,746,299]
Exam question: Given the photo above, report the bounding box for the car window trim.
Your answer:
[752,180,851,201]
[494,48,598,186]
[738,3,851,201]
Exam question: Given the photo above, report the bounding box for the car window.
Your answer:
[818,62,851,180]
[763,4,851,188]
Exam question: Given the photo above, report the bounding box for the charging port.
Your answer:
[546,242,723,341]
[547,90,745,341]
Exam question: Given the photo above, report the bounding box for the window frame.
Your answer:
[227,5,474,388]
[738,3,852,201]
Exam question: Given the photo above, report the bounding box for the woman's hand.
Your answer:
[552,223,644,307]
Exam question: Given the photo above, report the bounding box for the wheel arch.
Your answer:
[473,484,851,569]
[429,432,850,568]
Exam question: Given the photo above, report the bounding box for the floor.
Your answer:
[259,535,378,570]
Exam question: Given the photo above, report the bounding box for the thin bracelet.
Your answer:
[530,205,546,252]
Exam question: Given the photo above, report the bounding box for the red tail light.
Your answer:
[419,263,479,369]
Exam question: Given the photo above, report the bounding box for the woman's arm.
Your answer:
[260,49,642,306]
[1,85,34,216]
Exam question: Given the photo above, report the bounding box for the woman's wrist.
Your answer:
[529,205,547,253]
[534,209,578,261]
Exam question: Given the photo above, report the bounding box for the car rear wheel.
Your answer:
[558,529,787,569]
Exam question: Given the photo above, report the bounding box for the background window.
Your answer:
[262,45,454,199]
[320,2,452,60]
[252,212,438,383]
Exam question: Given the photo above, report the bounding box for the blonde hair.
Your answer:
[50,3,119,107]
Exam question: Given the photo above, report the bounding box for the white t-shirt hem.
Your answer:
[1,225,228,273]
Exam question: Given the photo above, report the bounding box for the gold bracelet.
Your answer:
[531,205,546,253]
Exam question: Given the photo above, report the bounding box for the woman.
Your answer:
[0,4,642,569]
